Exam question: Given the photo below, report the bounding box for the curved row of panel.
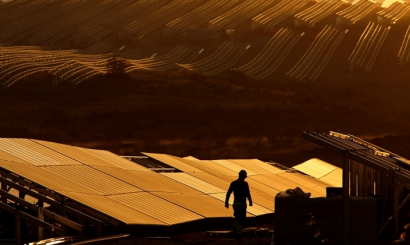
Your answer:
[125,45,201,73]
[0,138,334,227]
[348,21,390,72]
[208,0,275,30]
[239,28,303,79]
[0,44,142,87]
[121,0,205,40]
[377,2,410,24]
[177,41,250,76]
[294,0,347,27]
[251,0,309,31]
[336,0,379,25]
[164,0,240,37]
[398,24,410,65]
[287,25,348,81]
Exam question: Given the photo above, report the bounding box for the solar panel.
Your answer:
[153,192,233,218]
[161,173,225,194]
[185,160,238,177]
[319,169,342,187]
[212,160,258,176]
[43,165,142,195]
[60,191,165,225]
[81,148,149,171]
[228,159,272,175]
[0,160,95,194]
[108,192,204,225]
[0,139,81,166]
[143,153,204,173]
[93,166,201,194]
[293,158,338,178]
[210,193,271,216]
[34,140,130,168]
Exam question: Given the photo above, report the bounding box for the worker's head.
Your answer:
[239,170,247,179]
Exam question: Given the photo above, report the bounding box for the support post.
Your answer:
[364,166,369,195]
[376,171,381,197]
[97,226,102,237]
[343,152,350,245]
[15,209,21,245]
[1,174,6,203]
[38,207,44,241]
[358,163,364,197]
[350,161,357,197]
[393,178,399,240]
[369,169,375,195]
[60,205,66,236]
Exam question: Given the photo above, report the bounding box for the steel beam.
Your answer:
[0,174,104,227]
[0,201,60,238]
[1,174,6,203]
[38,207,44,241]
[393,178,399,240]
[0,189,83,231]
[343,153,350,245]
[15,208,21,245]
[302,132,346,154]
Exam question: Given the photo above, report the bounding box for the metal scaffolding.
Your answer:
[303,131,410,244]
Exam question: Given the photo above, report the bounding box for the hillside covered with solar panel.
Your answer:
[1,0,410,87]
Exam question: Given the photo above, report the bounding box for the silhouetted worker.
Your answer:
[225,170,252,241]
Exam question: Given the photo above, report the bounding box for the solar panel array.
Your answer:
[0,138,335,226]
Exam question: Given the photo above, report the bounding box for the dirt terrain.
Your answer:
[0,70,409,168]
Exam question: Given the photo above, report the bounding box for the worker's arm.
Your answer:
[246,182,253,206]
[225,183,233,209]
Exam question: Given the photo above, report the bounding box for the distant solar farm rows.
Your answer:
[288,25,348,81]
[125,45,201,73]
[208,0,275,30]
[377,2,410,24]
[239,28,303,80]
[348,22,390,72]
[0,43,141,87]
[294,0,346,28]
[1,0,410,85]
[177,41,250,76]
[251,0,309,31]
[398,24,410,66]
[336,0,379,25]
[0,0,281,45]
[163,0,240,37]
[0,0,408,47]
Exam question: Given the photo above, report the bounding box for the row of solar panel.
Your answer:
[0,138,340,226]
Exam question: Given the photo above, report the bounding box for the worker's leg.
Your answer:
[233,205,247,241]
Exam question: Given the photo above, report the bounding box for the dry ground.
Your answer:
[0,72,409,168]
